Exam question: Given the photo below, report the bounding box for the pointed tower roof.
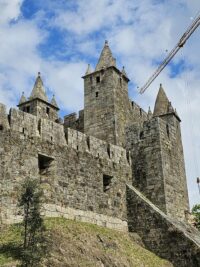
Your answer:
[19,92,26,105]
[121,66,127,77]
[30,72,48,102]
[51,94,58,108]
[153,84,170,116]
[147,106,152,120]
[85,64,92,75]
[95,40,116,71]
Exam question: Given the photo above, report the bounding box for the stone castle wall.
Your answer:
[126,114,189,221]
[0,104,132,225]
[127,184,200,267]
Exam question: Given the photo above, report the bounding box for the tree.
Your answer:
[18,178,48,267]
[191,204,200,230]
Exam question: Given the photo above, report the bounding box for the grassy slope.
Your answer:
[0,218,173,267]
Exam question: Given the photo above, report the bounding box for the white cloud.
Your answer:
[0,0,23,24]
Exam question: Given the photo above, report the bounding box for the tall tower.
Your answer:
[130,84,189,221]
[18,72,59,122]
[82,41,130,146]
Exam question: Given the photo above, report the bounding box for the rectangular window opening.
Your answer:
[96,92,99,98]
[96,76,100,83]
[38,154,54,175]
[0,125,3,131]
[26,106,30,113]
[103,174,113,192]
[46,107,50,115]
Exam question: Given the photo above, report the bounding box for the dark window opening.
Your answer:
[90,76,93,83]
[96,76,100,83]
[46,107,50,115]
[139,131,144,139]
[166,124,170,138]
[38,119,41,134]
[107,144,111,158]
[77,145,79,150]
[0,125,3,131]
[26,106,30,113]
[86,136,90,150]
[38,154,54,175]
[23,107,26,112]
[101,69,104,75]
[103,174,113,192]
[22,128,25,134]
[96,92,99,98]
[131,101,134,108]
[139,108,142,116]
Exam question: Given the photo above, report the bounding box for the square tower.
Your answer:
[82,41,130,147]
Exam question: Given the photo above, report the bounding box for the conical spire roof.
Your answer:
[121,66,127,77]
[85,64,92,75]
[51,94,58,108]
[147,106,152,120]
[153,84,170,116]
[30,72,48,102]
[95,40,116,71]
[19,92,26,105]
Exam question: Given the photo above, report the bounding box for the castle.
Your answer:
[0,41,200,266]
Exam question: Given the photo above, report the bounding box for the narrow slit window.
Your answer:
[96,92,99,98]
[0,125,3,131]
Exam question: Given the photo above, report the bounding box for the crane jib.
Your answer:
[139,14,200,94]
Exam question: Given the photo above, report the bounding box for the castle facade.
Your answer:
[0,41,200,266]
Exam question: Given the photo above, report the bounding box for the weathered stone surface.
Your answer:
[127,184,200,267]
[0,41,199,266]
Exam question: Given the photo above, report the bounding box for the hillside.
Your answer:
[0,218,173,267]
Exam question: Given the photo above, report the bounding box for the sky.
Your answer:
[0,0,200,208]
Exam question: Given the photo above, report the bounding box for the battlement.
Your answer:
[0,106,130,165]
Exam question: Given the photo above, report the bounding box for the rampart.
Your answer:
[0,104,132,227]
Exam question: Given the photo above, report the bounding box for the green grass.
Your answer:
[0,218,173,267]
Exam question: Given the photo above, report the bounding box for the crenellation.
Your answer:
[0,41,199,265]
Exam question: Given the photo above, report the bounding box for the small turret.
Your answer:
[17,72,59,122]
[51,95,58,108]
[85,64,92,75]
[147,106,152,120]
[121,66,127,77]
[95,40,116,71]
[19,92,26,105]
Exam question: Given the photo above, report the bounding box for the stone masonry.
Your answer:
[0,41,200,266]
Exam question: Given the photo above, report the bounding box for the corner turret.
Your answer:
[18,72,59,122]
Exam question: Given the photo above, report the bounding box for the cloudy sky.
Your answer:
[0,0,200,208]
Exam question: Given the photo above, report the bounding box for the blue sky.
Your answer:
[0,0,200,208]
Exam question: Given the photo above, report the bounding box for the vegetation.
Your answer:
[0,218,173,267]
[17,178,48,267]
[192,204,200,230]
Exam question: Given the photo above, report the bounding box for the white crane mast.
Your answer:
[139,14,200,94]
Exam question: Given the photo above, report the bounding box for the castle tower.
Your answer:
[130,84,189,221]
[82,41,130,146]
[18,72,59,122]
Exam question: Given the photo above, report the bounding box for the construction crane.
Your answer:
[139,13,200,94]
